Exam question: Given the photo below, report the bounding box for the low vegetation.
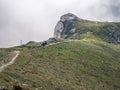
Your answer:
[0,38,120,90]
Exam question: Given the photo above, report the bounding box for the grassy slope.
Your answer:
[71,20,120,43]
[0,39,120,90]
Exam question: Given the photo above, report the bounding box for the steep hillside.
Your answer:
[0,39,120,90]
[54,13,120,44]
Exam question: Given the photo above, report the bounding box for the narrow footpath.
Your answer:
[0,51,20,73]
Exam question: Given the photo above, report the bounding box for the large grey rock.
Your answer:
[54,21,64,38]
[54,13,79,38]
[60,13,79,22]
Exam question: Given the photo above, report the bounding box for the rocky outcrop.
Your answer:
[60,13,79,22]
[54,13,80,38]
[105,28,120,44]
[54,21,64,38]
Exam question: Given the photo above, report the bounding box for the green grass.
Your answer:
[0,39,120,90]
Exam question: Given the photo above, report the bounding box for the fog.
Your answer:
[0,0,120,47]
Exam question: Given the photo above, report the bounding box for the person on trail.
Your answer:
[41,41,47,47]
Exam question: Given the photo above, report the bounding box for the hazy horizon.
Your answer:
[0,0,120,48]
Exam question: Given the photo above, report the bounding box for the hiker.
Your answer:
[41,41,47,47]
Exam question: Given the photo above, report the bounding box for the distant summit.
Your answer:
[60,13,79,22]
[54,13,120,44]
[54,13,80,38]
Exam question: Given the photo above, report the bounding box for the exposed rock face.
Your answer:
[60,13,79,22]
[97,24,120,44]
[107,29,120,43]
[54,13,79,38]
[54,21,64,38]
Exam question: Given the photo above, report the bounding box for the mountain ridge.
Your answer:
[54,13,120,44]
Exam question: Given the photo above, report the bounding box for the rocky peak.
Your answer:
[54,13,79,38]
[60,13,79,22]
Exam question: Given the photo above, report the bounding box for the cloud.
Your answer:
[87,0,120,21]
[0,0,120,47]
[109,0,120,18]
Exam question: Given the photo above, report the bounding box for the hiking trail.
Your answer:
[0,51,20,73]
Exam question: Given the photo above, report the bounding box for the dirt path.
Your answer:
[0,51,20,73]
[47,39,81,46]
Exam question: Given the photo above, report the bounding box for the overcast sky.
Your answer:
[0,0,120,48]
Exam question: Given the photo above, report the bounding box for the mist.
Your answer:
[0,0,120,48]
